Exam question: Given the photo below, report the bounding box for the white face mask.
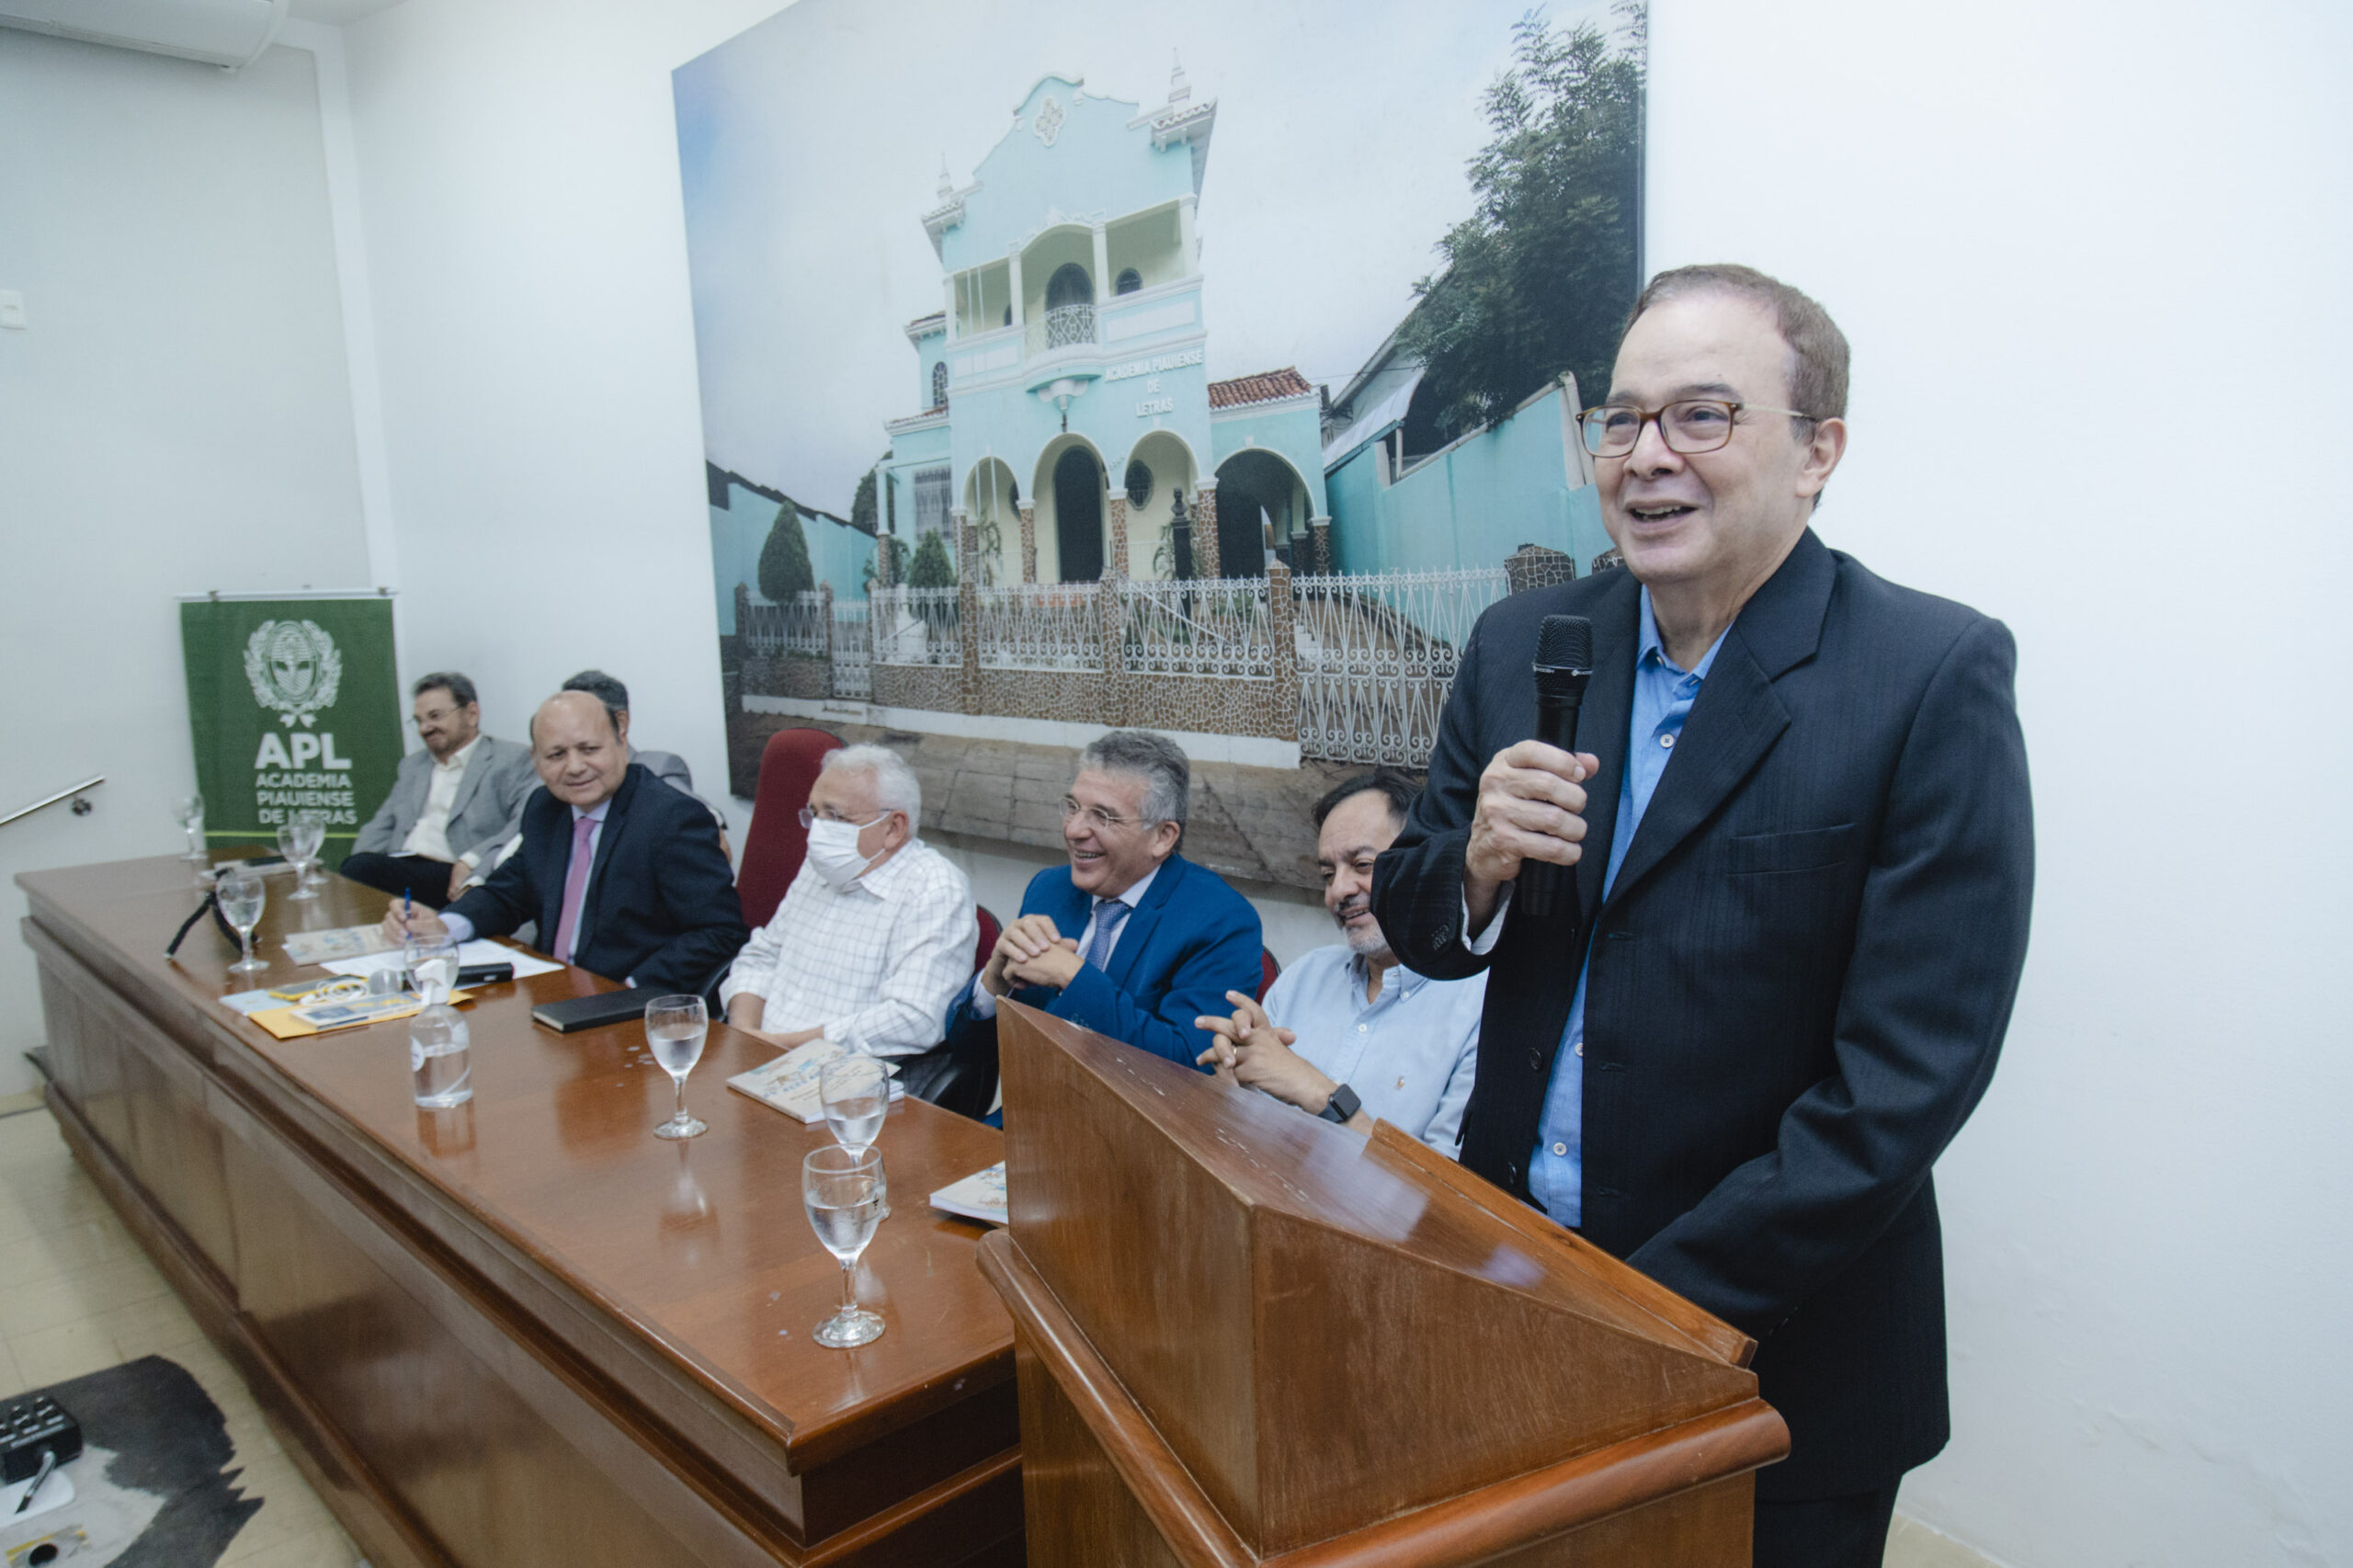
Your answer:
[805,814,887,889]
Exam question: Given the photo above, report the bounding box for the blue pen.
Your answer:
[403,888,413,929]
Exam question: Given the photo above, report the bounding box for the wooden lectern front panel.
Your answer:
[991,1002,1786,1568]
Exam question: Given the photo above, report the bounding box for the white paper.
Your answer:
[726,1040,903,1124]
[929,1162,1007,1226]
[281,924,394,965]
[316,940,561,981]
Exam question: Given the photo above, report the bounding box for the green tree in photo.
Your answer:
[905,530,956,590]
[1395,5,1647,449]
[757,503,816,600]
[850,465,880,535]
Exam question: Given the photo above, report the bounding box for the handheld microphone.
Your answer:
[1518,614,1594,920]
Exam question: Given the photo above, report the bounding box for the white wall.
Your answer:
[0,32,370,1098]
[332,0,784,786]
[1649,2,2352,1563]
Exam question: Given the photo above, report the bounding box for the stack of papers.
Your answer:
[726,1039,904,1125]
[278,925,562,981]
[219,985,476,1039]
[929,1163,1007,1226]
[282,925,396,965]
[317,940,562,982]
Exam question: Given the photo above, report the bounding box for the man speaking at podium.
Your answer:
[1372,266,2033,1566]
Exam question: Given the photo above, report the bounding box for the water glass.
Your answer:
[278,819,323,902]
[216,866,267,974]
[175,795,208,862]
[820,1054,890,1157]
[404,936,461,1005]
[646,994,709,1140]
[291,813,327,894]
[803,1145,887,1348]
[410,1003,472,1108]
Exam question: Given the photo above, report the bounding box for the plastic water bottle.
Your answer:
[411,1003,472,1108]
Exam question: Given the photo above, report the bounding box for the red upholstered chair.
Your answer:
[735,728,843,931]
[973,905,1002,978]
[1256,947,1280,1004]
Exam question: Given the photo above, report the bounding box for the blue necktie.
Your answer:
[1086,899,1130,972]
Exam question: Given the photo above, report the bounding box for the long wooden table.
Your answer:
[18,855,1023,1568]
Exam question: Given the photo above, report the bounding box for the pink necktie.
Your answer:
[551,814,597,965]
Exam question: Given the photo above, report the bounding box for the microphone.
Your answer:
[1518,614,1594,920]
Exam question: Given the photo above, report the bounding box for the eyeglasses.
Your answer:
[408,708,460,728]
[1061,799,1153,832]
[1578,399,1815,458]
[799,806,890,829]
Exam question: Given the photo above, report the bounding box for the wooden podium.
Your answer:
[974,1004,1789,1567]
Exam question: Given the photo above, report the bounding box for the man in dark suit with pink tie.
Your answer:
[384,689,745,995]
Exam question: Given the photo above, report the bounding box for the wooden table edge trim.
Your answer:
[799,1446,1023,1568]
[24,909,820,1561]
[24,886,1017,1477]
[978,1229,1791,1568]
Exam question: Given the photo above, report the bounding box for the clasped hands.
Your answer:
[980,913,1086,996]
[1193,990,1338,1115]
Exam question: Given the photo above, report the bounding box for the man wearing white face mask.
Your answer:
[720,744,976,1057]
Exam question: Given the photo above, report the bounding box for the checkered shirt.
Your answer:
[719,837,975,1056]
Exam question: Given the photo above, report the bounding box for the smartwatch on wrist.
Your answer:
[1318,1083,1362,1124]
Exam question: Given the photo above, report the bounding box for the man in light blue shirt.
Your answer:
[1463,585,1724,1221]
[1197,772,1483,1152]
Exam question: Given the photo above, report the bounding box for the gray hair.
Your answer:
[560,669,630,733]
[821,744,922,822]
[1075,730,1188,831]
[413,671,477,710]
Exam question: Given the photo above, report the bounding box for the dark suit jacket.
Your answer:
[941,853,1263,1070]
[1371,530,2033,1498]
[447,763,747,995]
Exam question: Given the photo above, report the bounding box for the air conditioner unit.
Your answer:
[0,0,289,70]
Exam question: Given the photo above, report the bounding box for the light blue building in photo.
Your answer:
[879,65,1327,585]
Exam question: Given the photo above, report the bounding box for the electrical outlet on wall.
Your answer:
[0,290,25,330]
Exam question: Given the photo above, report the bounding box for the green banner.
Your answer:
[179,597,404,851]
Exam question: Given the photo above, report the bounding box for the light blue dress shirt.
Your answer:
[1259,946,1486,1153]
[1525,588,1725,1225]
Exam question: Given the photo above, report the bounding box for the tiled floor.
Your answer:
[0,1092,368,1568]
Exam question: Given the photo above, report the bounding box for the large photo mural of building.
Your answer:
[677,0,1645,798]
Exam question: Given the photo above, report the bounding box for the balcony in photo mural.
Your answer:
[734,62,1602,767]
[878,62,1328,592]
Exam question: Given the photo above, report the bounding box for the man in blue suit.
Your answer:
[943,730,1261,1075]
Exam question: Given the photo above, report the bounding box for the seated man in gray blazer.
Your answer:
[341,672,535,907]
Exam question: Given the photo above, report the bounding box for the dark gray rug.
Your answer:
[6,1355,263,1567]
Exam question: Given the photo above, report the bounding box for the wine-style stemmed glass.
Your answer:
[820,1054,890,1157]
[803,1145,887,1348]
[278,819,322,901]
[176,795,208,862]
[291,812,327,894]
[646,994,709,1140]
[216,866,267,975]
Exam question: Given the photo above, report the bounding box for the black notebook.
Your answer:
[530,989,648,1034]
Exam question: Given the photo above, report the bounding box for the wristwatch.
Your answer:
[1318,1083,1362,1124]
